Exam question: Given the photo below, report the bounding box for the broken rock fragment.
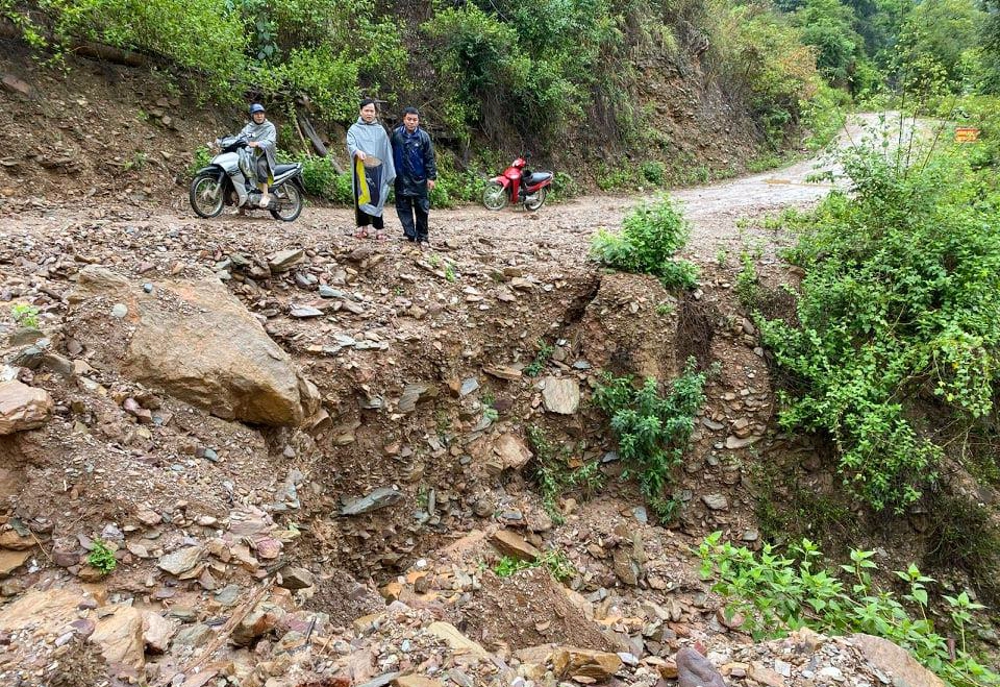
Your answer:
[0,380,53,434]
[552,647,623,681]
[340,487,404,516]
[542,376,580,415]
[677,646,727,687]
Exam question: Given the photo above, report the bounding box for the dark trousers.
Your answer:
[396,194,430,242]
[355,207,384,230]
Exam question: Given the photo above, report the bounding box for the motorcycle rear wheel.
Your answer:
[482,181,508,211]
[523,187,548,212]
[190,175,224,218]
[269,184,304,222]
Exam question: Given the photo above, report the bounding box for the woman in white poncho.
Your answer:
[347,99,396,240]
[240,103,278,208]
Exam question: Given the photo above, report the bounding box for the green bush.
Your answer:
[761,139,1000,512]
[640,160,667,186]
[698,533,999,687]
[595,164,638,192]
[428,167,485,208]
[421,0,623,144]
[257,46,360,122]
[549,171,582,202]
[590,195,699,289]
[594,359,707,522]
[32,0,248,97]
[800,81,849,151]
[297,154,339,198]
[187,145,213,180]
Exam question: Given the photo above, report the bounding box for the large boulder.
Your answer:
[0,380,52,434]
[72,266,306,427]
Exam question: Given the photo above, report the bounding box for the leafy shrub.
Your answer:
[187,145,213,180]
[257,46,361,122]
[590,195,699,289]
[595,164,638,192]
[698,533,999,687]
[297,154,339,198]
[800,81,849,151]
[428,167,485,208]
[761,139,1000,512]
[734,252,761,309]
[421,0,622,145]
[86,538,117,575]
[31,0,248,97]
[640,160,667,186]
[549,171,582,202]
[594,359,707,522]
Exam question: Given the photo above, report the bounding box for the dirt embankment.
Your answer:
[0,44,996,687]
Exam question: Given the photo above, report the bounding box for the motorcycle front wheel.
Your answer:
[482,181,508,211]
[190,174,224,218]
[270,183,304,222]
[523,187,548,212]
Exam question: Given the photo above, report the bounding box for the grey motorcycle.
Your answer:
[189,135,305,221]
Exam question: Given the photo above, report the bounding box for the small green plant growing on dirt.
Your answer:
[493,550,576,583]
[735,252,761,310]
[416,485,429,511]
[590,195,699,289]
[428,253,442,268]
[524,340,555,377]
[493,555,531,577]
[716,247,729,267]
[10,303,40,329]
[527,425,605,524]
[444,264,458,283]
[594,358,707,523]
[86,539,117,575]
[123,151,148,172]
[697,533,999,687]
[482,391,499,422]
[655,300,674,316]
[482,392,499,422]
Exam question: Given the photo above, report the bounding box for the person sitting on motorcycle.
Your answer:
[240,103,277,208]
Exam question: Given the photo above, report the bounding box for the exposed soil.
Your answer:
[1,46,996,686]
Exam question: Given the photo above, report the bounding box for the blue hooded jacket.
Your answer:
[391,126,437,197]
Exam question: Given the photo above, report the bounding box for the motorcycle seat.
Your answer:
[525,172,552,185]
[273,163,300,175]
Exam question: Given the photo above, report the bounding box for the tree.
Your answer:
[981,0,1000,93]
[790,0,865,89]
[897,0,988,93]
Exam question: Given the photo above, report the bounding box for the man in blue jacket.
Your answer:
[391,107,437,244]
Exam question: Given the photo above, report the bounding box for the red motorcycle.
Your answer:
[483,153,553,212]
